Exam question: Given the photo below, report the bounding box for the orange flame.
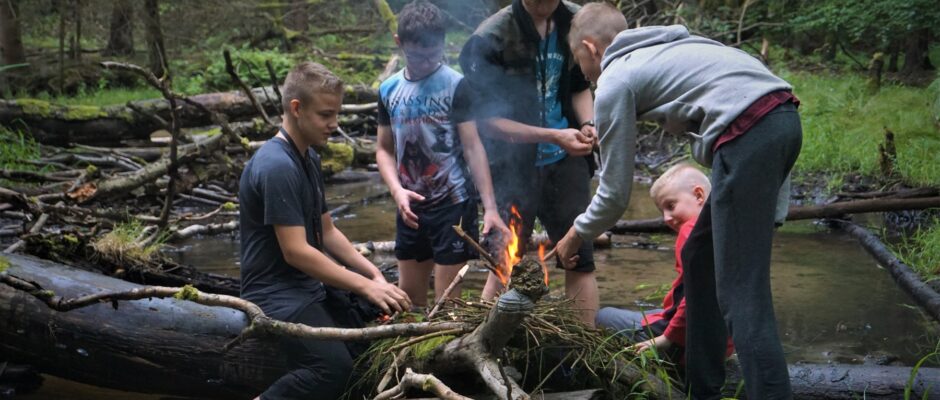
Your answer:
[537,243,549,285]
[499,205,524,286]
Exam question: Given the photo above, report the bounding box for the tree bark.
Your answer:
[69,0,81,61]
[143,0,168,80]
[901,28,932,76]
[0,0,25,65]
[103,0,134,57]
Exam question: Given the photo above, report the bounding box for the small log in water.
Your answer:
[832,219,940,323]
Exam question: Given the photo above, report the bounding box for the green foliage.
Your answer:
[91,221,168,266]
[0,127,42,172]
[783,69,940,186]
[789,0,940,49]
[896,219,940,281]
[203,46,297,92]
[173,285,200,301]
[0,255,9,274]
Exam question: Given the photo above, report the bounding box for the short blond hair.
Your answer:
[650,163,711,202]
[281,62,344,112]
[569,2,628,51]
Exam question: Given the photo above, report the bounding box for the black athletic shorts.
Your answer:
[395,200,480,265]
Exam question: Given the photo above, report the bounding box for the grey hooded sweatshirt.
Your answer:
[574,25,793,239]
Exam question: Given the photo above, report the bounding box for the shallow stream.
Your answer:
[21,177,940,399]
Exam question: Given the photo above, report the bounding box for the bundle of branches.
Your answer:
[351,258,681,399]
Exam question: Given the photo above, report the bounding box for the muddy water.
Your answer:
[21,177,939,398]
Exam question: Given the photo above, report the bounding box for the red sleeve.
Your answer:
[663,219,696,345]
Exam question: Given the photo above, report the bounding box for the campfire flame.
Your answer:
[499,205,523,285]
[537,243,549,285]
[496,205,549,287]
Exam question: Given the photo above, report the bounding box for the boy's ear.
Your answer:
[581,39,601,60]
[693,186,706,203]
[289,99,302,118]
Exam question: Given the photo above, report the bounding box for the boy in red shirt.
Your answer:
[596,163,732,361]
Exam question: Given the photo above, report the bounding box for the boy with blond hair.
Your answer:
[554,3,801,399]
[240,61,412,400]
[376,1,509,309]
[596,163,733,362]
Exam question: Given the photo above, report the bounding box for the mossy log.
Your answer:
[0,85,378,146]
[1,253,939,399]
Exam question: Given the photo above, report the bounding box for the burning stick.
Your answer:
[451,224,500,274]
[542,247,557,261]
[427,264,470,319]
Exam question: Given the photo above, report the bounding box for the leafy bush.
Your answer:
[202,46,297,92]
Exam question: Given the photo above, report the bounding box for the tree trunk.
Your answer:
[284,0,307,34]
[901,29,932,76]
[103,0,134,57]
[69,0,81,61]
[143,0,168,80]
[0,0,25,65]
[887,41,899,73]
[0,86,376,145]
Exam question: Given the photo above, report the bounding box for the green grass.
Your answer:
[782,69,940,187]
[34,87,162,107]
[0,127,43,171]
[897,219,940,282]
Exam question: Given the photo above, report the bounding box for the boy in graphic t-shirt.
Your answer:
[376,1,509,309]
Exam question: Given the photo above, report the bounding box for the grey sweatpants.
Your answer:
[683,102,802,400]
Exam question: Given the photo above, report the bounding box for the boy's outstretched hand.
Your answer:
[392,188,425,229]
[629,335,672,354]
[555,226,583,269]
[361,279,412,315]
[481,209,511,239]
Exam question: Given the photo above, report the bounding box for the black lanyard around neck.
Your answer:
[278,127,323,248]
[536,19,553,127]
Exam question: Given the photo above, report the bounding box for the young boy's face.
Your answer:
[655,184,706,232]
[401,41,444,80]
[291,91,341,148]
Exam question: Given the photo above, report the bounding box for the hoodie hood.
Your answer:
[601,25,690,70]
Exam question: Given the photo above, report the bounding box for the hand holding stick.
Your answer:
[451,225,500,274]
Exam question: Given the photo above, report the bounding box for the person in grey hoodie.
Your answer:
[554,3,801,399]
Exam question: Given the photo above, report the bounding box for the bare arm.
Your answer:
[457,121,510,237]
[571,88,594,127]
[274,225,411,314]
[376,124,424,228]
[485,118,593,156]
[321,213,385,282]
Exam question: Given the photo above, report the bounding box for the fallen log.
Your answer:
[1,86,379,145]
[0,253,464,398]
[830,219,940,323]
[1,254,938,398]
[611,195,940,234]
